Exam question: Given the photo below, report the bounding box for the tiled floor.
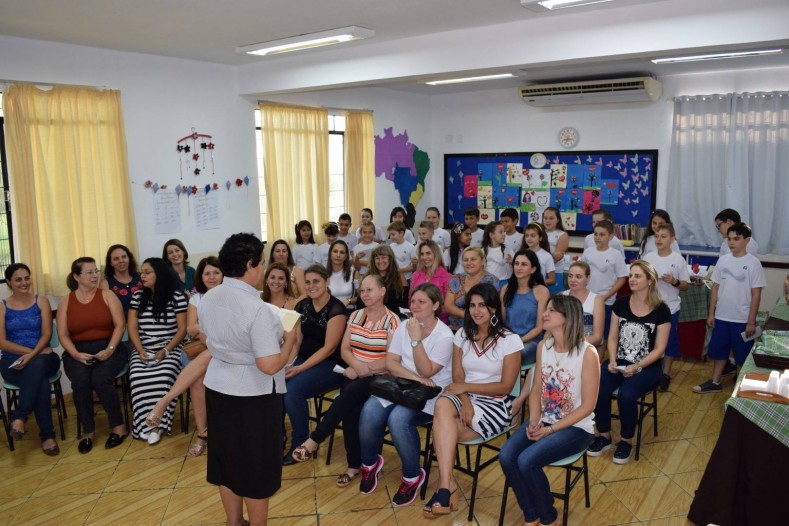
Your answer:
[0,358,726,525]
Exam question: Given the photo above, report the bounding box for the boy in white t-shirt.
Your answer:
[388,221,416,283]
[643,223,690,391]
[317,222,339,268]
[336,213,358,251]
[580,219,628,340]
[583,208,625,259]
[465,207,484,248]
[714,208,759,256]
[694,223,766,394]
[355,208,385,243]
[499,207,523,255]
[353,222,380,276]
[426,206,450,250]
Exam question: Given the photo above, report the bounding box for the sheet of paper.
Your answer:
[194,190,220,230]
[154,191,181,234]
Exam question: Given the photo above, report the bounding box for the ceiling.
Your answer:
[2,0,788,95]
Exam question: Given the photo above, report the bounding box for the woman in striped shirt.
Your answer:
[290,274,399,488]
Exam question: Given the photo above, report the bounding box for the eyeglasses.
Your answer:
[715,221,724,229]
[80,269,100,276]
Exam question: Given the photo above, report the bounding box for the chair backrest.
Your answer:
[50,320,59,348]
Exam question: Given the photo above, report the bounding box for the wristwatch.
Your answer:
[108,345,115,351]
[410,340,422,348]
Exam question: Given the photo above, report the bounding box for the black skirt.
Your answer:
[206,387,283,499]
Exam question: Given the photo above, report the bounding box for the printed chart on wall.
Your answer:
[444,150,657,237]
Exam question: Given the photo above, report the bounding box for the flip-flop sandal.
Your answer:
[335,471,360,488]
[291,444,315,463]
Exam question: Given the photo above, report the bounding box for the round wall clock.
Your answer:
[530,152,547,168]
[558,127,579,149]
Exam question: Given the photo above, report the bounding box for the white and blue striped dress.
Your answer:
[128,289,188,438]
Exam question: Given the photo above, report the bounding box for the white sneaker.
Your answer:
[147,430,161,445]
[139,430,150,440]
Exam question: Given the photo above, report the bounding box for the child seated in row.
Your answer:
[388,207,416,244]
[581,219,628,342]
[482,221,514,287]
[337,213,357,251]
[293,220,318,270]
[355,208,385,243]
[318,222,339,268]
[388,221,416,286]
[426,206,451,250]
[499,207,523,255]
[542,206,569,294]
[642,223,689,391]
[464,207,484,248]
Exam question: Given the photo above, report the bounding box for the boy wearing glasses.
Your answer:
[694,223,765,394]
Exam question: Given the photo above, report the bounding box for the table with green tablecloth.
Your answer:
[677,284,710,360]
[688,321,789,526]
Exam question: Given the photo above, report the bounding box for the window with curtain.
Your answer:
[344,110,375,221]
[0,103,17,278]
[667,91,789,255]
[2,84,137,295]
[255,110,347,242]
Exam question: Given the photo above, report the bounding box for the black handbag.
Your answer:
[369,375,442,411]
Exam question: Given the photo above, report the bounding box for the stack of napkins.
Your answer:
[759,331,789,356]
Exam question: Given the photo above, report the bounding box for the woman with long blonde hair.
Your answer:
[586,260,670,465]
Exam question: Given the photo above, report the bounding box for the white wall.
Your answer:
[246,87,432,225]
[1,35,259,264]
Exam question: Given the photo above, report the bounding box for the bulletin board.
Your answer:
[444,150,658,236]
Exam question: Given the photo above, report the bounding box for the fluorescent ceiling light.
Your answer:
[424,73,516,86]
[237,26,375,56]
[521,0,615,11]
[651,49,783,64]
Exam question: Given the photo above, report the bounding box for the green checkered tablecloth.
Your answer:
[727,353,789,448]
[678,284,710,322]
[769,296,789,322]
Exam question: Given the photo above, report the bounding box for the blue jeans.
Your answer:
[283,357,345,448]
[500,421,593,524]
[359,397,432,478]
[521,340,539,366]
[0,353,61,440]
[594,360,661,438]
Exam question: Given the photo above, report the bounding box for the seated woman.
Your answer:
[357,245,406,318]
[128,257,187,445]
[562,261,605,346]
[260,262,298,310]
[101,244,143,317]
[282,265,348,464]
[587,260,670,464]
[501,249,550,366]
[444,247,500,332]
[145,256,222,456]
[426,283,521,518]
[269,239,306,300]
[410,240,452,307]
[163,238,195,297]
[357,283,454,504]
[291,274,399,488]
[58,257,128,453]
[326,240,358,308]
[0,263,61,455]
[500,295,600,526]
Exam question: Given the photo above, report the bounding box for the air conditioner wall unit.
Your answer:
[519,76,662,106]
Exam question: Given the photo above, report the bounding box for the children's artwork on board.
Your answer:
[507,163,524,185]
[601,179,619,205]
[564,187,583,213]
[477,183,493,209]
[521,190,550,214]
[550,164,567,188]
[528,211,543,223]
[493,184,520,208]
[479,208,495,223]
[583,165,601,189]
[566,164,586,190]
[478,163,506,186]
[583,189,601,215]
[561,212,577,231]
[523,169,550,190]
[464,175,479,198]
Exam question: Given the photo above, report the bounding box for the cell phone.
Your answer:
[10,358,25,369]
[86,358,97,365]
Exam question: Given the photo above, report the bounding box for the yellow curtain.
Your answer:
[344,110,375,218]
[260,102,329,244]
[3,84,137,296]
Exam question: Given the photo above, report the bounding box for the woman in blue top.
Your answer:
[0,263,61,455]
[500,249,550,366]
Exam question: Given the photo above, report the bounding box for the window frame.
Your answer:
[0,116,16,282]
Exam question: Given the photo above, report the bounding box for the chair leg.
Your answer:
[562,461,572,526]
[583,453,591,508]
[121,376,131,431]
[0,399,13,451]
[183,391,191,434]
[421,443,434,500]
[652,388,659,437]
[326,429,335,465]
[498,480,509,526]
[467,445,484,521]
[52,380,66,440]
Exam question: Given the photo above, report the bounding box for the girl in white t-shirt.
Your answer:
[292,220,319,270]
[482,221,514,286]
[561,261,605,347]
[521,223,556,287]
[500,294,600,526]
[425,283,521,518]
[542,207,569,294]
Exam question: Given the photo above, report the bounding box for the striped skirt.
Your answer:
[129,351,182,438]
[443,392,513,440]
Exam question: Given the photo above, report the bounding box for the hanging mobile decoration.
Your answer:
[176,128,215,179]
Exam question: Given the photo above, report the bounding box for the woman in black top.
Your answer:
[356,245,406,318]
[282,265,348,464]
[587,260,670,465]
